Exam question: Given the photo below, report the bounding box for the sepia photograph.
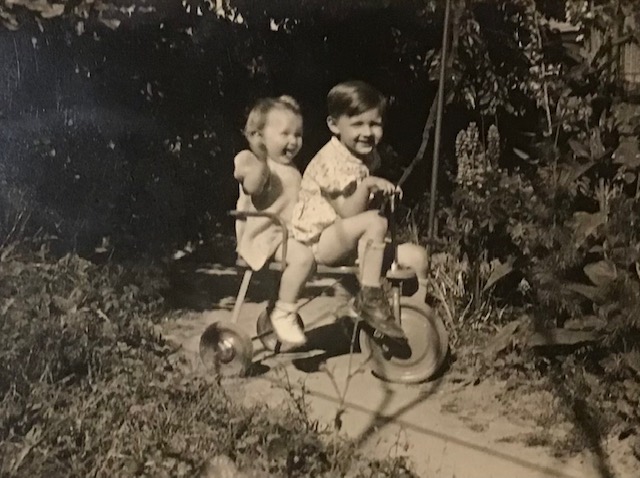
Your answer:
[1,1,639,476]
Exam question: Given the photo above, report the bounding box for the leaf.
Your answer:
[528,328,598,347]
[613,138,640,169]
[464,89,476,109]
[484,319,523,359]
[7,1,65,18]
[99,18,121,29]
[616,399,636,419]
[564,315,607,331]
[589,128,606,159]
[564,282,607,303]
[482,258,514,292]
[1,243,17,262]
[513,147,530,160]
[557,161,595,188]
[610,246,640,267]
[8,425,43,473]
[568,211,606,246]
[584,260,617,287]
[568,139,590,158]
[41,3,64,19]
[624,350,640,375]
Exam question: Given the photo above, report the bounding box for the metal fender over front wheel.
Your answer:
[199,321,253,378]
[360,299,448,384]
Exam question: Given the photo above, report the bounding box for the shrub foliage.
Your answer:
[0,246,417,477]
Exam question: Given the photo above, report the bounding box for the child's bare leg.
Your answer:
[269,239,316,345]
[273,239,316,302]
[315,210,387,284]
[315,211,403,337]
[397,242,429,301]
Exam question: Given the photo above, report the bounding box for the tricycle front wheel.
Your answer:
[360,299,448,384]
[199,321,254,378]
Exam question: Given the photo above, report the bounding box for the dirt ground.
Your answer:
[162,261,639,478]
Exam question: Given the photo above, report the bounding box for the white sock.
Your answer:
[358,240,385,288]
[274,300,297,315]
[415,278,428,301]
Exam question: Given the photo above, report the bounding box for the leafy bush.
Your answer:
[430,104,640,440]
[405,0,640,452]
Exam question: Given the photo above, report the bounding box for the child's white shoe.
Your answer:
[270,307,307,346]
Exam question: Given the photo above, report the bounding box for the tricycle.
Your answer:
[199,193,448,384]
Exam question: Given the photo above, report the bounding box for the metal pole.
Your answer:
[427,0,452,240]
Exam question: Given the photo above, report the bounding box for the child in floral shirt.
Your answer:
[290,81,429,336]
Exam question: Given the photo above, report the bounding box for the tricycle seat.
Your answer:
[234,258,414,280]
[235,258,358,275]
[231,209,414,280]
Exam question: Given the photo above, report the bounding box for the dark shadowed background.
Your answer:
[0,3,442,257]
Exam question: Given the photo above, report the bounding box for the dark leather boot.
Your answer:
[354,286,405,338]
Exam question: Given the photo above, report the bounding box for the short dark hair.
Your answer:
[327,80,387,119]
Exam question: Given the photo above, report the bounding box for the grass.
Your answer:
[0,241,419,478]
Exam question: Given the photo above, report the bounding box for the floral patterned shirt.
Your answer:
[291,137,379,244]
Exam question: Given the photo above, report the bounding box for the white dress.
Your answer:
[291,136,378,245]
[235,157,301,271]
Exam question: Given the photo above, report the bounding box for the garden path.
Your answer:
[162,263,637,478]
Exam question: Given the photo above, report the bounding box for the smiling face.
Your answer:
[262,108,303,164]
[327,107,383,159]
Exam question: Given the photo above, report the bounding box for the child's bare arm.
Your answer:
[234,150,269,196]
[329,176,395,218]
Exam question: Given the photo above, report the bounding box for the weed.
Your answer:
[0,243,420,477]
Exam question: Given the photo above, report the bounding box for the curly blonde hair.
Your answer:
[243,95,302,158]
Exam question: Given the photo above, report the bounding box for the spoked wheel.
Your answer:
[256,306,305,352]
[360,299,448,384]
[199,321,254,378]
